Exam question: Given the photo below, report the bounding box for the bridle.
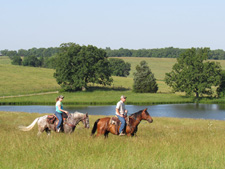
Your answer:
[81,115,89,128]
[64,114,87,129]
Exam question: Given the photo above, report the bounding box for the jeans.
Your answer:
[116,115,126,134]
[55,111,62,129]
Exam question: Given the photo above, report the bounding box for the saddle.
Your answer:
[47,115,57,124]
[110,116,130,126]
[47,113,68,125]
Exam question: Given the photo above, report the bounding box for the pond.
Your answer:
[0,103,225,121]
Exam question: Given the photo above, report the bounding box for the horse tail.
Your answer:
[91,119,100,136]
[18,117,40,131]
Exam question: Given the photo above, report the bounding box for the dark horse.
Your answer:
[91,108,153,137]
[19,111,90,135]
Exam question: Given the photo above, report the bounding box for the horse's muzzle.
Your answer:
[148,119,153,123]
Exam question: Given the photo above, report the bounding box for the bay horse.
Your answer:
[19,111,89,135]
[91,108,153,137]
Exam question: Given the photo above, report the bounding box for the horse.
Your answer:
[19,111,90,135]
[91,108,153,137]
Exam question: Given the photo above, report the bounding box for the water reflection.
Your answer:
[0,103,224,120]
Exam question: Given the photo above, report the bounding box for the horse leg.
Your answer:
[37,118,49,136]
[125,126,132,137]
[45,128,51,136]
[109,124,118,135]
[133,126,138,137]
[96,129,106,137]
[104,131,109,138]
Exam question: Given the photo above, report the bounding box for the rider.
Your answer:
[55,95,69,132]
[115,95,128,136]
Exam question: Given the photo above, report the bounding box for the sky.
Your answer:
[1,0,225,51]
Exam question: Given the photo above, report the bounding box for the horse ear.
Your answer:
[86,112,88,117]
[144,108,147,112]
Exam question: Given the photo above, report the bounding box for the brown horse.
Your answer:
[91,108,153,137]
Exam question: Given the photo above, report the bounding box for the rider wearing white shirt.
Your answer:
[115,95,128,136]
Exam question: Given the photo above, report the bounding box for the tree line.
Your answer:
[1,46,225,61]
[105,47,225,60]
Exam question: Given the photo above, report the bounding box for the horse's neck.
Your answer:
[130,115,142,126]
[69,114,83,125]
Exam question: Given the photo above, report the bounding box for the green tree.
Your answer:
[23,55,41,67]
[18,49,27,56]
[216,70,225,97]
[133,60,158,93]
[11,55,22,65]
[165,48,222,98]
[54,43,113,91]
[108,58,131,77]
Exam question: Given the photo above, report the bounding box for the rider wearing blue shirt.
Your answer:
[55,95,69,132]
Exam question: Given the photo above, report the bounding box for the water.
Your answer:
[0,103,225,120]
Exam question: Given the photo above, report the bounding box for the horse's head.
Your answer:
[82,112,90,129]
[141,108,153,123]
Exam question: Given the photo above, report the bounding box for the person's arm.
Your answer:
[124,109,128,117]
[57,104,68,114]
[116,108,124,117]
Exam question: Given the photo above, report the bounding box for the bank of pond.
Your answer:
[0,103,224,121]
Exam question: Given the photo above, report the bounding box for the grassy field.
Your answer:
[0,111,224,169]
[1,56,225,104]
[0,64,60,96]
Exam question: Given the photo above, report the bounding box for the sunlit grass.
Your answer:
[0,64,60,96]
[1,57,225,104]
[0,56,11,64]
[0,111,224,169]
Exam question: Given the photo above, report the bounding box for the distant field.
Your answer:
[0,57,175,96]
[0,64,60,96]
[1,56,225,104]
[118,57,176,80]
[0,56,11,64]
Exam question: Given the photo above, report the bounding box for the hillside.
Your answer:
[1,56,225,105]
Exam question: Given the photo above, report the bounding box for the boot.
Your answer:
[119,132,125,136]
[56,128,60,133]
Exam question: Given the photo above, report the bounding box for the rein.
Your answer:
[65,115,87,128]
[65,121,76,128]
[130,115,141,123]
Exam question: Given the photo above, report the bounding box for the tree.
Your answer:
[133,60,158,93]
[108,58,131,77]
[216,70,225,97]
[165,48,222,98]
[18,49,27,56]
[11,55,22,65]
[23,55,41,67]
[54,43,113,91]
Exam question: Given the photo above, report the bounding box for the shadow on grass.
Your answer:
[86,86,130,92]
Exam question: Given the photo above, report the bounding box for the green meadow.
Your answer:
[1,56,225,104]
[0,111,224,169]
[1,57,225,169]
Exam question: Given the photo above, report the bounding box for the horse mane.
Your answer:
[71,111,85,119]
[130,109,144,118]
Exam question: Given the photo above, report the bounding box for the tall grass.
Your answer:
[1,111,224,169]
